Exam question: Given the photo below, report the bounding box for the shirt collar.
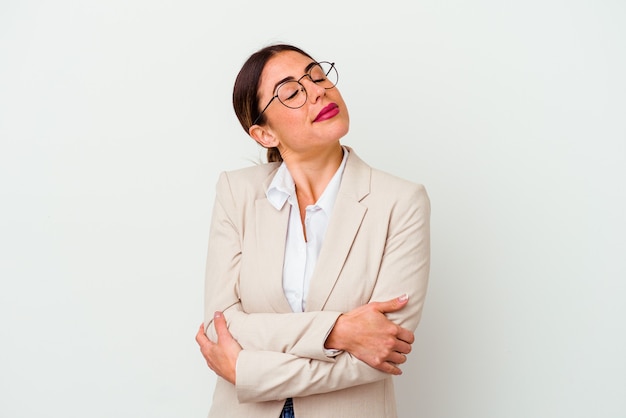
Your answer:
[266,162,295,210]
[266,147,349,212]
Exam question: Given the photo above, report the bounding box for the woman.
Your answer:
[195,43,430,418]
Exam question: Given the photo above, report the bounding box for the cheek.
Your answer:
[267,105,302,128]
[269,110,307,142]
[341,104,350,124]
[281,108,307,128]
[331,89,347,106]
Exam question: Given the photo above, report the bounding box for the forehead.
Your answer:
[259,50,315,93]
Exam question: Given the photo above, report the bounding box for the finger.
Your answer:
[195,323,204,343]
[396,327,415,345]
[195,324,212,348]
[387,351,408,365]
[376,361,402,376]
[213,311,232,343]
[373,294,409,314]
[393,339,412,355]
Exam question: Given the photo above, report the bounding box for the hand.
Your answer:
[324,294,414,375]
[195,311,242,384]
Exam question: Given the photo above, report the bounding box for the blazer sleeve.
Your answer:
[369,181,431,333]
[235,349,388,402]
[204,172,343,361]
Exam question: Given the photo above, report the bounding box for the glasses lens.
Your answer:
[275,62,339,109]
[277,81,306,109]
[311,62,338,89]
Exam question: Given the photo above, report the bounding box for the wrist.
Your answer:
[324,314,346,351]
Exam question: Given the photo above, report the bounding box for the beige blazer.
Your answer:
[203,148,430,418]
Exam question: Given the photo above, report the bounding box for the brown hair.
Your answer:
[232,44,314,163]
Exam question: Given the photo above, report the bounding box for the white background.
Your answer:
[1,1,625,417]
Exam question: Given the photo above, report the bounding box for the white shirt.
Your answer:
[266,148,349,312]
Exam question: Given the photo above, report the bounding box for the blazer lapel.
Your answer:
[306,148,371,311]
[255,173,293,313]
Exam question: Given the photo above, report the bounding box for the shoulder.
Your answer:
[368,167,430,219]
[352,158,431,228]
[216,162,280,191]
[370,167,427,196]
[212,162,281,209]
[344,148,430,221]
[346,147,428,202]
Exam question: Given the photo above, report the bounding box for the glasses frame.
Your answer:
[252,61,338,126]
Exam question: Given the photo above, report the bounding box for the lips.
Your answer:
[314,103,340,122]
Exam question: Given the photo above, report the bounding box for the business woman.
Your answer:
[195,44,431,418]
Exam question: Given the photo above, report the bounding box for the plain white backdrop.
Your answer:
[1,1,625,417]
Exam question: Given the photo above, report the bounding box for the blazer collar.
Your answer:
[254,148,372,313]
[306,147,371,311]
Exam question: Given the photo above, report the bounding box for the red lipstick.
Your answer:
[314,103,339,122]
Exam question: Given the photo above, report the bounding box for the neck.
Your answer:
[282,143,344,204]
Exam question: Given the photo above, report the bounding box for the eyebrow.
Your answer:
[271,61,318,93]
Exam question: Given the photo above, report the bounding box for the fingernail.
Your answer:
[398,293,408,303]
[214,311,222,318]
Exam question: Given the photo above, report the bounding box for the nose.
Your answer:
[302,77,326,103]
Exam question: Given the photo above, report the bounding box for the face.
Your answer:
[253,50,350,159]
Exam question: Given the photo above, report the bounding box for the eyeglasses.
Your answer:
[252,61,338,125]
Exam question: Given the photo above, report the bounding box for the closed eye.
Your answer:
[285,90,299,100]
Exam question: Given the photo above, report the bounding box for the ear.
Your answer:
[249,124,279,148]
